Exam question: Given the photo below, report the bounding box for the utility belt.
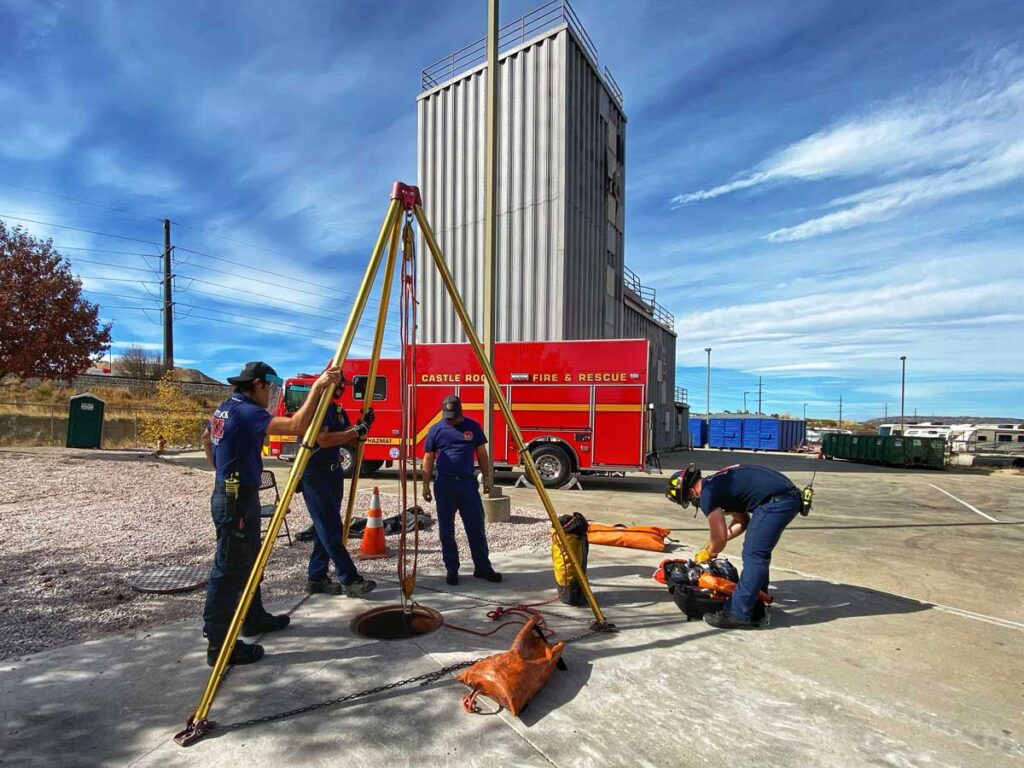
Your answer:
[305,459,344,474]
[214,479,258,494]
[758,489,801,508]
[435,472,478,483]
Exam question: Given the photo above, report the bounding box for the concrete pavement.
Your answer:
[2,546,1022,766]
[3,448,1020,766]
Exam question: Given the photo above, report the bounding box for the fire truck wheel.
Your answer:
[530,444,572,488]
[337,447,383,478]
[339,446,355,478]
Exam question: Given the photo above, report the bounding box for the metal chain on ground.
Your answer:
[214,623,602,733]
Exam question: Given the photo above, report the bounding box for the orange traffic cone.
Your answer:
[358,486,389,560]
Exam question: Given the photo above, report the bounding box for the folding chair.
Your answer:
[258,470,292,545]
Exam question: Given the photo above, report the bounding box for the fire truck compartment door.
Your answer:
[591,385,645,467]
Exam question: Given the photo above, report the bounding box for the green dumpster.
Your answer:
[67,393,105,448]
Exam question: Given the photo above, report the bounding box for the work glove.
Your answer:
[422,485,433,503]
[353,422,369,439]
[361,407,376,427]
[694,548,712,564]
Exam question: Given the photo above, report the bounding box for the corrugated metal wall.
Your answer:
[418,28,568,342]
[562,34,625,340]
[417,24,625,343]
[623,301,683,449]
[417,21,681,450]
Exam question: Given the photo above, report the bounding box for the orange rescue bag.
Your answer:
[587,523,672,552]
[697,572,774,604]
[457,616,566,716]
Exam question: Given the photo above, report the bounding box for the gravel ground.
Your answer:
[0,449,551,660]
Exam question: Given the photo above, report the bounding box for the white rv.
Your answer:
[947,424,1024,454]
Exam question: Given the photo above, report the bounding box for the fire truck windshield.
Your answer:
[284,384,311,414]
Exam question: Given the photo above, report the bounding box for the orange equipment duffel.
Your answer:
[457,616,566,716]
[697,572,774,604]
[586,523,672,552]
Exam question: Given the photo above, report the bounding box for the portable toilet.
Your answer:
[67,393,105,448]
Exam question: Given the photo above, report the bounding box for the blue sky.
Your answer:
[1,0,1022,420]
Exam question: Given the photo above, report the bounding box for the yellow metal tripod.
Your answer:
[175,182,611,746]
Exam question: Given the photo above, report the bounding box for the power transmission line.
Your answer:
[0,182,164,222]
[0,214,161,245]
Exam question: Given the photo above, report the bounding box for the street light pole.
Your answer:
[704,347,711,448]
[743,391,751,413]
[900,356,907,435]
[803,402,807,420]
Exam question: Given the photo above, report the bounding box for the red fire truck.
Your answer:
[267,339,652,488]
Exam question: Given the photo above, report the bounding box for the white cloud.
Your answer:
[670,49,1024,239]
[85,149,181,199]
[674,245,1024,385]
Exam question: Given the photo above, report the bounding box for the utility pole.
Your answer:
[704,347,712,447]
[884,402,888,420]
[757,376,762,414]
[803,403,807,420]
[900,355,907,434]
[838,394,843,429]
[481,0,504,511]
[162,219,174,371]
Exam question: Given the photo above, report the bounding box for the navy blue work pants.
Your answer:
[433,475,493,575]
[202,482,270,645]
[300,465,360,584]
[725,492,801,621]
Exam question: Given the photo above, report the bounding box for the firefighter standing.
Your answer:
[201,361,340,666]
[299,374,376,597]
[668,462,801,629]
[421,395,502,586]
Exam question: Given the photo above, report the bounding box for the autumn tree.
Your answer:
[138,370,206,447]
[115,343,163,380]
[0,221,112,381]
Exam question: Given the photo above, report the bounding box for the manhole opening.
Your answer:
[351,604,444,640]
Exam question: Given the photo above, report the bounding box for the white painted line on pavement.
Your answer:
[931,604,1024,631]
[777,565,1024,632]
[927,483,999,522]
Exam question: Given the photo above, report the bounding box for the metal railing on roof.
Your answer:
[623,264,675,331]
[420,0,622,107]
[675,387,688,405]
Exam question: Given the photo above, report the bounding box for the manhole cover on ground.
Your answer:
[129,565,209,594]
[351,604,444,640]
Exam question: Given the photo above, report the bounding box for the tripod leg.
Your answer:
[185,198,402,734]
[343,218,401,545]
[413,203,609,628]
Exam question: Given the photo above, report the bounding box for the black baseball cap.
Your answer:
[441,394,463,420]
[227,361,278,385]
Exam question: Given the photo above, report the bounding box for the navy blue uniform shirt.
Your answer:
[306,403,350,473]
[425,417,487,477]
[209,393,272,484]
[698,464,797,517]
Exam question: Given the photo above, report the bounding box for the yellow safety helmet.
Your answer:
[666,463,701,508]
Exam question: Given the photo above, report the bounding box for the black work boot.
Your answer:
[207,639,264,667]
[445,571,459,586]
[242,612,291,636]
[295,524,316,543]
[306,577,346,595]
[473,569,503,583]
[341,576,377,597]
[703,611,756,630]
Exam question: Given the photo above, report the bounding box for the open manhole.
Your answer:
[351,604,444,640]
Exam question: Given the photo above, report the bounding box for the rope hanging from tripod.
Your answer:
[397,214,420,611]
